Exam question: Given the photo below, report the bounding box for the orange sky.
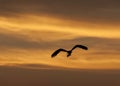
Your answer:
[0,14,120,69]
[0,0,120,69]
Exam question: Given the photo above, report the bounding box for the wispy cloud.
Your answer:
[0,0,120,69]
[0,0,120,23]
[0,30,119,51]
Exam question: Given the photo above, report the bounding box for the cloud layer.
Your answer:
[0,30,120,51]
[0,0,120,69]
[0,0,120,23]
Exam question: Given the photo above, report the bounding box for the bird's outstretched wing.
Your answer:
[51,48,67,58]
[71,45,88,51]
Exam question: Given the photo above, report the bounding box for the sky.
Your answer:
[0,1,120,86]
[0,0,120,69]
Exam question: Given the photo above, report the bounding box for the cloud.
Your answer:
[53,36,120,51]
[0,30,119,53]
[0,0,120,23]
[8,63,65,69]
[0,29,76,50]
[0,65,120,86]
[0,31,51,49]
[0,30,119,69]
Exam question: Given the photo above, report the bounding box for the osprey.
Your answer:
[51,45,88,58]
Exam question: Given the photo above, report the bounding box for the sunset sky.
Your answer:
[0,0,120,70]
[1,1,120,86]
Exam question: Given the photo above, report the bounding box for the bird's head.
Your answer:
[81,46,88,50]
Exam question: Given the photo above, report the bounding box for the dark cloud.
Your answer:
[0,0,120,23]
[0,31,49,49]
[0,30,119,56]
[54,37,120,51]
[0,65,120,86]
[13,63,67,69]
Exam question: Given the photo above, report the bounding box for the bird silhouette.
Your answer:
[51,45,88,58]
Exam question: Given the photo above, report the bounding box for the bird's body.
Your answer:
[67,51,72,57]
[51,45,88,58]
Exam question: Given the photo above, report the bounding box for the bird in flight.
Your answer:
[51,45,88,58]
